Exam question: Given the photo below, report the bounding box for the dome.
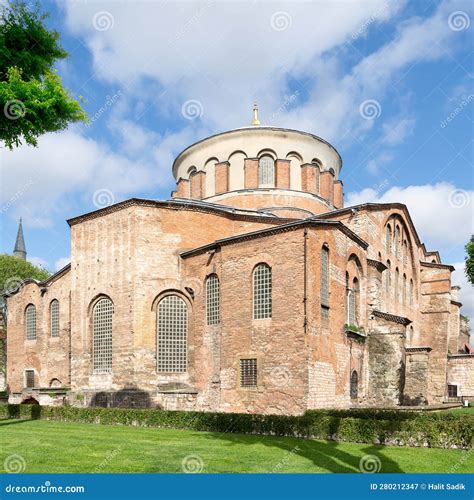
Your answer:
[172,117,344,217]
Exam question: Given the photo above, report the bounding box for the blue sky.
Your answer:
[0,0,473,316]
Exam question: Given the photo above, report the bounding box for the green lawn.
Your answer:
[445,406,474,416]
[0,419,472,473]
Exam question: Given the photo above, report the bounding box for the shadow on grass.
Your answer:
[0,419,35,427]
[201,431,404,473]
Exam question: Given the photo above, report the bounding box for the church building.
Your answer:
[5,107,473,414]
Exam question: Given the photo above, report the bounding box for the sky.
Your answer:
[0,0,473,319]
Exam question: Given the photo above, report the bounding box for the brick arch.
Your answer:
[256,148,277,160]
[87,293,114,316]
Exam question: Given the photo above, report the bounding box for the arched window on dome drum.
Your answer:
[25,304,36,340]
[350,370,358,399]
[312,160,321,193]
[157,295,188,372]
[253,264,272,319]
[386,225,392,253]
[258,156,275,187]
[320,246,330,319]
[93,298,113,374]
[50,299,59,337]
[206,274,220,325]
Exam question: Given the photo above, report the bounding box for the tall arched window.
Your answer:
[258,156,275,187]
[50,299,60,337]
[321,246,330,319]
[350,370,358,399]
[410,279,414,305]
[386,225,392,253]
[253,264,272,319]
[395,268,400,302]
[206,274,220,325]
[395,226,400,257]
[93,297,113,374]
[25,304,36,340]
[312,159,321,193]
[385,261,391,294]
[157,295,188,372]
[402,274,407,305]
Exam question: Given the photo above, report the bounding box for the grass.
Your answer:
[0,419,472,473]
[445,406,474,416]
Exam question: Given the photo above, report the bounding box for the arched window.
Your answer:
[350,370,358,399]
[395,226,400,257]
[258,156,275,187]
[402,274,407,305]
[25,304,36,340]
[206,274,220,325]
[253,264,272,319]
[157,295,188,372]
[321,246,330,319]
[385,261,391,294]
[395,268,400,302]
[410,279,414,305]
[50,299,60,337]
[93,297,113,374]
[312,159,321,193]
[386,225,392,253]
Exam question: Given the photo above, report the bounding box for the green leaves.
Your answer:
[465,236,474,286]
[0,1,86,149]
[0,253,50,299]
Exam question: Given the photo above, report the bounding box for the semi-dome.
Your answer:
[172,108,344,217]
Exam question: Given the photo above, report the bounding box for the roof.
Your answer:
[420,261,455,272]
[67,197,295,227]
[171,126,343,178]
[180,218,368,258]
[372,309,412,326]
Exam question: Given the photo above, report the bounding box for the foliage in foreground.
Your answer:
[1,404,472,450]
[0,253,50,299]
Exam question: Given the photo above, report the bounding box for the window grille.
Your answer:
[25,369,35,388]
[240,358,257,387]
[25,304,36,340]
[93,298,113,374]
[347,289,356,325]
[447,385,458,398]
[386,225,392,252]
[258,156,275,186]
[350,371,358,399]
[206,275,220,325]
[253,264,272,319]
[50,300,60,337]
[321,246,330,319]
[157,295,188,372]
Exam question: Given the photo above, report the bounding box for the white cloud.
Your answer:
[28,256,49,270]
[451,261,474,329]
[381,117,416,145]
[54,257,70,271]
[346,182,474,254]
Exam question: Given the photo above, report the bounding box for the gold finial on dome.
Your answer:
[251,103,261,126]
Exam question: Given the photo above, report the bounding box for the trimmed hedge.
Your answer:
[0,404,472,449]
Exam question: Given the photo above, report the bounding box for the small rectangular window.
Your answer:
[25,370,35,389]
[240,358,257,387]
[448,384,458,398]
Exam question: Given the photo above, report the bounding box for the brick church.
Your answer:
[5,107,473,414]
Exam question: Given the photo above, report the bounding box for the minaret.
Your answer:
[251,103,261,126]
[13,218,26,260]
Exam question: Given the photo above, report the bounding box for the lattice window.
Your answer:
[253,264,272,319]
[240,358,257,387]
[25,369,35,388]
[25,304,36,340]
[157,295,188,373]
[258,156,275,186]
[206,274,220,325]
[50,300,60,337]
[321,246,330,319]
[448,384,458,398]
[93,298,113,374]
[386,225,392,252]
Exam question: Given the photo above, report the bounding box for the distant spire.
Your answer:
[251,103,261,126]
[13,218,26,260]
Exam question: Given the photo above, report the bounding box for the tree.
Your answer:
[0,1,86,149]
[465,235,474,286]
[0,254,50,302]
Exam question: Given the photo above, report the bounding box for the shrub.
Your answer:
[0,404,471,449]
